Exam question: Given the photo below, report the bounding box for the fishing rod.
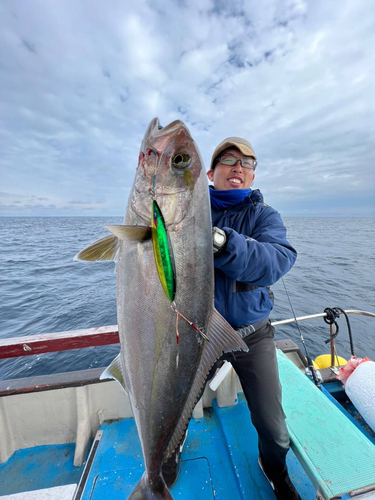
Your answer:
[281,278,321,389]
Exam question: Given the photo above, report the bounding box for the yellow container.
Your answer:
[305,359,321,369]
[314,354,347,369]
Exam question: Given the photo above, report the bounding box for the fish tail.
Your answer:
[129,472,173,500]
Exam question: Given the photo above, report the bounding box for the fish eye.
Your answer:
[172,152,191,170]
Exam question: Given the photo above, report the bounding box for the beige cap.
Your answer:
[210,137,257,170]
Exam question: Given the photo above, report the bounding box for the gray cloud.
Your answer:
[21,39,37,53]
[0,191,30,199]
[69,200,93,205]
[0,0,374,216]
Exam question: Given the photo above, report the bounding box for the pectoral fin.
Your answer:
[106,225,151,241]
[73,235,119,261]
[100,353,127,394]
[73,225,151,262]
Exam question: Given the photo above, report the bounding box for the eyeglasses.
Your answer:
[218,155,257,170]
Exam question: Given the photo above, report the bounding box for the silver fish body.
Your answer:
[75,118,248,499]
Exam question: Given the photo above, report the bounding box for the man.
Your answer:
[207,137,299,499]
[163,137,299,500]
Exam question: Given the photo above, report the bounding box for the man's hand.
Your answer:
[212,227,227,253]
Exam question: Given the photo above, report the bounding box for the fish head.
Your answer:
[130,118,205,228]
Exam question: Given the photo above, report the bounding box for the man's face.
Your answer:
[207,147,255,191]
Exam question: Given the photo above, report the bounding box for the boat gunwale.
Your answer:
[0,308,373,397]
[1,310,373,361]
[0,366,111,397]
[0,325,119,359]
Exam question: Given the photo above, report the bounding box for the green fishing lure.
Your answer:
[151,201,176,301]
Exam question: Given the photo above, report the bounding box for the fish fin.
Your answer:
[100,353,127,394]
[73,235,119,261]
[105,224,151,241]
[207,308,249,353]
[129,472,172,500]
[165,308,248,458]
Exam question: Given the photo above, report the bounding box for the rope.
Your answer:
[323,308,340,341]
[323,307,355,356]
[336,307,355,357]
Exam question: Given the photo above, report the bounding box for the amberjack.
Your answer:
[75,118,248,499]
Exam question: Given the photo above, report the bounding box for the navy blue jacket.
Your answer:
[212,189,297,327]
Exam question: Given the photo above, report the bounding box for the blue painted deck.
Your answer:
[0,395,317,499]
[0,443,85,496]
[82,394,316,499]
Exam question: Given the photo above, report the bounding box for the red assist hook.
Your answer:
[171,302,209,344]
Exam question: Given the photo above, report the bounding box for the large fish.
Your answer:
[75,118,248,499]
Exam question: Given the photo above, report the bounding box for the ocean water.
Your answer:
[0,216,374,381]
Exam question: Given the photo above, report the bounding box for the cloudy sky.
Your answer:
[1,0,374,217]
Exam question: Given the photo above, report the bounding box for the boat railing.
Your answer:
[271,309,375,326]
[0,325,120,360]
[0,325,121,397]
[273,309,375,370]
[1,309,373,362]
[0,309,373,395]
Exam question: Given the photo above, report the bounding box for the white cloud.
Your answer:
[0,0,374,216]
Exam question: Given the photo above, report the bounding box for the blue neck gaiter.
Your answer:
[209,187,251,210]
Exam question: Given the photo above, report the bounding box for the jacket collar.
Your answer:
[210,188,264,214]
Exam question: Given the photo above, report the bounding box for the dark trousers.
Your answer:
[219,321,290,480]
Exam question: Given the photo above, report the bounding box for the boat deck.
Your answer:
[0,394,316,499]
[0,443,83,499]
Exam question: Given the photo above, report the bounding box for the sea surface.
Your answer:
[0,217,374,381]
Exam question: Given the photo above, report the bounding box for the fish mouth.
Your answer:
[144,118,192,155]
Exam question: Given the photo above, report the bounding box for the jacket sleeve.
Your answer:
[214,209,297,287]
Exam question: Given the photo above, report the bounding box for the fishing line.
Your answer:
[171,302,210,342]
[282,278,321,388]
